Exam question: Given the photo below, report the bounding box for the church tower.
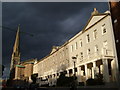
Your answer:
[10,25,20,73]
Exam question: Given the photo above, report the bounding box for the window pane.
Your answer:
[93,29,97,39]
[87,34,90,42]
[80,39,82,47]
[102,24,107,34]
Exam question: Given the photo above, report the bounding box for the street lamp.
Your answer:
[72,56,77,77]
[72,56,77,90]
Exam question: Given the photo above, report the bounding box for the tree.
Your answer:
[0,64,5,76]
[86,74,104,86]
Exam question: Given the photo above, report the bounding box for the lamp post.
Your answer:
[72,56,77,90]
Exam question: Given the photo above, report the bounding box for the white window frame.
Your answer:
[95,45,99,53]
[80,39,82,47]
[93,29,97,40]
[102,24,107,35]
[71,45,73,52]
[103,41,107,49]
[102,41,108,55]
[87,49,90,55]
[75,42,77,50]
[80,52,83,60]
[86,34,90,43]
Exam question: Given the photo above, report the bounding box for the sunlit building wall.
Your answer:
[33,9,119,86]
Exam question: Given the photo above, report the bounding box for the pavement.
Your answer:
[1,87,119,90]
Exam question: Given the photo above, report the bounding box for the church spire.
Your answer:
[13,24,20,54]
[10,25,20,70]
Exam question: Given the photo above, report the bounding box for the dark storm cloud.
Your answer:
[2,2,109,78]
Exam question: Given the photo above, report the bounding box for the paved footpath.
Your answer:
[1,87,119,90]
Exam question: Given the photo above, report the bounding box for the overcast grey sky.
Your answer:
[2,2,109,78]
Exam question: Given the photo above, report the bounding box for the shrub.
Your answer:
[86,78,95,86]
[78,82,84,86]
[86,74,104,86]
[56,72,74,87]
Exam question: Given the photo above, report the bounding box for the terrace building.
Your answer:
[33,9,119,87]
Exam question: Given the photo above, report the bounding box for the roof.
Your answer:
[68,12,110,43]
[83,13,110,32]
[16,65,25,68]
[25,62,34,64]
[50,46,60,54]
[20,58,36,65]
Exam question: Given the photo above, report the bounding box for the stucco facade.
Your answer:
[33,9,119,86]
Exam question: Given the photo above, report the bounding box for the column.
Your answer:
[87,68,90,78]
[102,59,110,82]
[72,68,74,76]
[85,64,88,80]
[111,59,119,83]
[92,61,96,79]
[77,66,82,82]
[66,70,69,77]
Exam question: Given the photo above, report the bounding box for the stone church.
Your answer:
[9,26,37,86]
